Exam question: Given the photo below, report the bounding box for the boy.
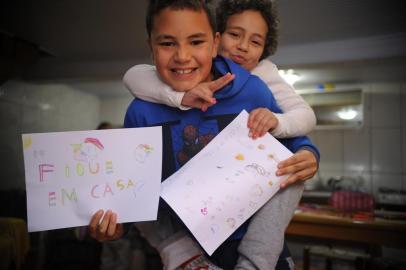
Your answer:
[89,1,319,270]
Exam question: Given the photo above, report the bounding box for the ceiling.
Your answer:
[1,0,406,96]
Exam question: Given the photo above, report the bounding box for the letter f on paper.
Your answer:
[39,164,54,182]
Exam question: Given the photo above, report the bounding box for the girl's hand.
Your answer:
[276,149,318,188]
[181,73,235,111]
[88,209,124,242]
[247,108,278,139]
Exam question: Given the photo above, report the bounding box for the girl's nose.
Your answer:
[237,38,249,52]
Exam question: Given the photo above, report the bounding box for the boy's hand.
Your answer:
[276,149,318,188]
[247,108,278,139]
[181,73,235,111]
[88,209,124,242]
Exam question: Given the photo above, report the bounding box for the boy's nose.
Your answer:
[174,46,191,63]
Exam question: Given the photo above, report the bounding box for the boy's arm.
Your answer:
[252,59,316,138]
[123,64,188,109]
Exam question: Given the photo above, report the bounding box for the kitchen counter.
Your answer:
[286,204,406,251]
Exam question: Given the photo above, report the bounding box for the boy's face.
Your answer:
[219,10,268,71]
[149,8,220,92]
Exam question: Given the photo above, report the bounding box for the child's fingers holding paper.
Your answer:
[89,209,104,239]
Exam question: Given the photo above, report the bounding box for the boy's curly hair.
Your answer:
[216,0,279,60]
[146,0,217,38]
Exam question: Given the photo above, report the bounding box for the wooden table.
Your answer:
[286,208,406,249]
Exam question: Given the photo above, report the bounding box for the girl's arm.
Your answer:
[123,64,188,109]
[251,60,316,138]
[123,65,233,110]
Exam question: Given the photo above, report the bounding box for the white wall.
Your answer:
[99,96,133,128]
[308,82,406,204]
[0,80,100,189]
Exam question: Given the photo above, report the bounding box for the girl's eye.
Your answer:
[252,40,262,46]
[228,32,239,38]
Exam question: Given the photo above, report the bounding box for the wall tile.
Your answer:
[316,130,343,173]
[401,84,406,127]
[307,130,319,146]
[361,88,371,128]
[310,170,344,191]
[370,84,400,128]
[372,128,401,173]
[0,130,26,189]
[100,97,132,126]
[403,128,406,174]
[343,127,371,173]
[342,171,372,194]
[403,174,406,191]
[22,106,60,133]
[0,100,22,133]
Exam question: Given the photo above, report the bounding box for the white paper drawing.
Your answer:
[161,110,293,255]
[22,127,162,232]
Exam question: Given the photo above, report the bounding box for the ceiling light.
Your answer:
[337,108,357,120]
[38,103,52,111]
[278,69,301,86]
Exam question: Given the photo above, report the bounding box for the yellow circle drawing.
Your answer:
[250,184,263,196]
[235,153,245,160]
[268,180,273,187]
[226,218,236,228]
[23,136,32,150]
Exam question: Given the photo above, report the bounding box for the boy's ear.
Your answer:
[212,32,221,58]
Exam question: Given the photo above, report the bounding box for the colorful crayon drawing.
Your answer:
[267,153,280,163]
[23,136,33,150]
[210,224,220,234]
[134,144,154,163]
[201,207,208,216]
[250,184,263,197]
[71,137,104,162]
[226,217,236,228]
[235,153,245,160]
[244,163,270,177]
[257,144,265,150]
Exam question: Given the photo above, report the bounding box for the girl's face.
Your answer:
[219,10,268,71]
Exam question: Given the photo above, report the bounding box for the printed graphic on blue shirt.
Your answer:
[171,119,219,169]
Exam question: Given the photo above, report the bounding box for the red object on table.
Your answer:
[329,191,375,212]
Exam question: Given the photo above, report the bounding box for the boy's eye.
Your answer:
[159,42,175,47]
[190,40,205,46]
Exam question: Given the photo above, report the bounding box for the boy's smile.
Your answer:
[219,10,268,71]
[149,8,220,92]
